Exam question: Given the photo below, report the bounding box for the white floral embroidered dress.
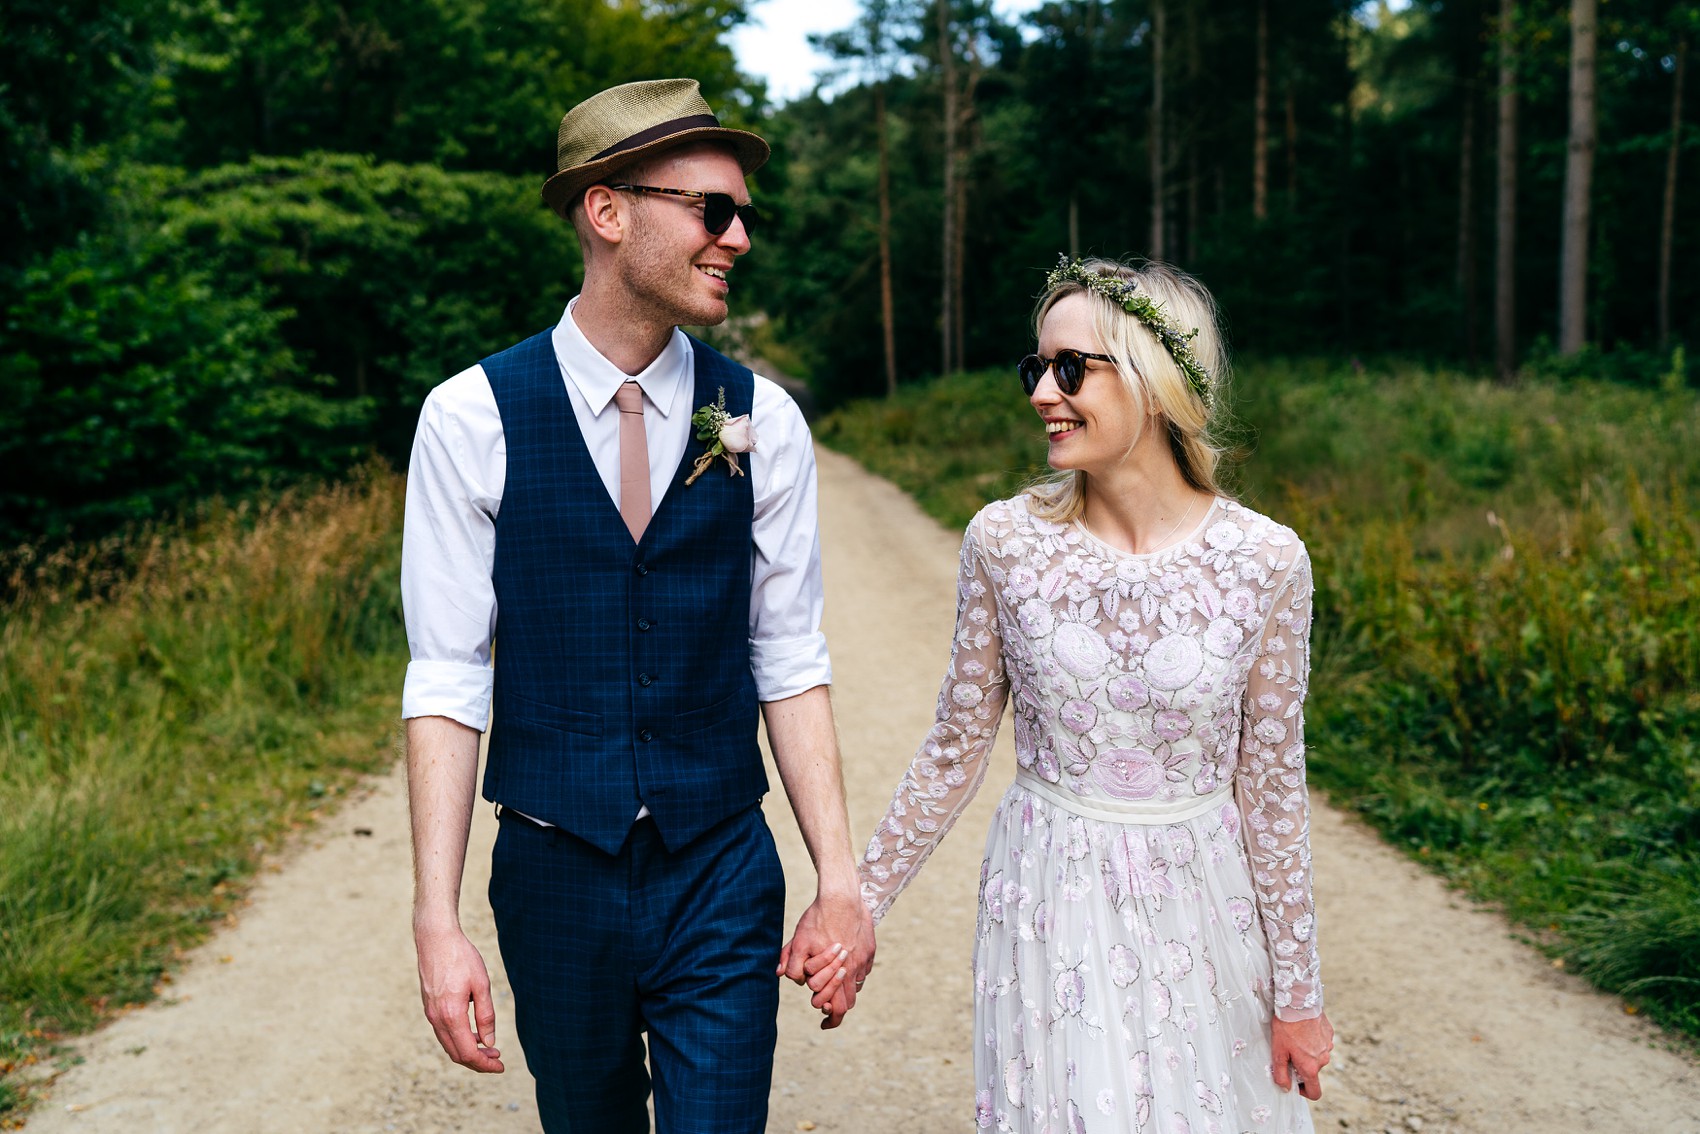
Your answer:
[860,494,1321,1134]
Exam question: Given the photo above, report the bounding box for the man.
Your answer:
[400,78,874,1133]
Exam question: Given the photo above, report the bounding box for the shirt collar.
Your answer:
[552,296,692,418]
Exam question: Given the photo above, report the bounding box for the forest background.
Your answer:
[3,0,1695,542]
[2,0,1698,1118]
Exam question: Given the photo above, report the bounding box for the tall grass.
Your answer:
[819,359,1700,1038]
[1306,484,1700,1035]
[0,470,407,1111]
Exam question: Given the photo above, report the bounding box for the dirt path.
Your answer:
[23,448,1700,1133]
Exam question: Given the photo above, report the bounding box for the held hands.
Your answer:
[415,922,505,1073]
[1270,1012,1333,1101]
[776,891,877,1029]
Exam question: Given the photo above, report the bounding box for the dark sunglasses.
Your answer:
[1018,349,1117,395]
[606,183,759,237]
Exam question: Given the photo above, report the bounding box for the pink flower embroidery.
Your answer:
[1054,968,1087,1015]
[1144,632,1204,690]
[1053,621,1112,678]
[1107,942,1141,987]
[1154,709,1194,741]
[1094,749,1163,800]
[1110,830,1179,900]
[1107,674,1152,712]
[1060,699,1098,733]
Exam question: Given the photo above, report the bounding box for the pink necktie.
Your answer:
[613,381,650,542]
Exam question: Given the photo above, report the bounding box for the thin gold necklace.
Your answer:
[1144,495,1198,554]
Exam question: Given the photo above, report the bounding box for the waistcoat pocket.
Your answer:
[672,690,748,736]
[505,691,605,737]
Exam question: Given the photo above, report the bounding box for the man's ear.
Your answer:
[580,185,628,247]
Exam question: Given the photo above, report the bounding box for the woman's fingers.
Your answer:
[804,944,849,993]
[818,981,853,1029]
[1269,1013,1333,1099]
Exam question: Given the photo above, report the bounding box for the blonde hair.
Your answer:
[1024,257,1232,523]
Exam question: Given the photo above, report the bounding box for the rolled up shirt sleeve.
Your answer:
[400,365,504,730]
[749,376,832,701]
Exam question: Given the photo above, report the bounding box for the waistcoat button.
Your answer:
[638,673,653,687]
[636,617,651,631]
[634,562,650,576]
[638,727,655,742]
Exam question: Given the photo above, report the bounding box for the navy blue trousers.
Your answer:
[488,804,784,1134]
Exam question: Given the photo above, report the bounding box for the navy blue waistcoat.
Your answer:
[482,330,765,855]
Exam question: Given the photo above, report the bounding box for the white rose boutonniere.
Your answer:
[686,386,758,485]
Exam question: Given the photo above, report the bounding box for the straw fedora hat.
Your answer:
[540,78,770,218]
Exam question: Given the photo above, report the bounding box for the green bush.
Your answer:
[0,155,583,547]
[151,154,583,463]
[0,230,369,546]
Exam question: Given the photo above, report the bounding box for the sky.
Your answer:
[730,1,1416,104]
[729,0,1047,105]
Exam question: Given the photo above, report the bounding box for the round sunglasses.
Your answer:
[605,183,760,237]
[1017,349,1117,396]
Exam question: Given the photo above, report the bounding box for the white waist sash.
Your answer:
[1014,770,1235,826]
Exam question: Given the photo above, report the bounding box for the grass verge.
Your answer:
[0,468,408,1119]
[818,357,1700,1040]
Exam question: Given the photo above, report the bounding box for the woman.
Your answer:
[857,257,1332,1133]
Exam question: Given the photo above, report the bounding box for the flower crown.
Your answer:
[1044,255,1214,407]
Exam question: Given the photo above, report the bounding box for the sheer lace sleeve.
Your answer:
[1234,539,1324,1021]
[858,520,1011,925]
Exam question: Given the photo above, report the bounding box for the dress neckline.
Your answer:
[1070,496,1224,561]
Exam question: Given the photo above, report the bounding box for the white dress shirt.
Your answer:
[401,298,832,732]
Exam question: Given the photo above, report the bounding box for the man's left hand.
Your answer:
[777,891,876,1029]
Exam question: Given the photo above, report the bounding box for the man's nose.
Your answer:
[719,214,752,255]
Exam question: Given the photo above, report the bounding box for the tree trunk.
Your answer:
[1285,80,1298,203]
[252,56,274,153]
[877,83,898,398]
[953,171,968,369]
[953,36,981,374]
[1494,0,1518,383]
[1397,145,1412,308]
[1337,17,1355,340]
[1457,83,1478,364]
[1150,0,1166,257]
[938,0,957,376]
[1186,0,1201,261]
[1186,150,1199,263]
[1253,0,1269,221]
[1068,190,1080,257]
[1659,39,1687,349]
[1558,0,1596,356]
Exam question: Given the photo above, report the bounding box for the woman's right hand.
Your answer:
[1271,1012,1333,1100]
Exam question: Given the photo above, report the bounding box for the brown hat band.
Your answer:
[589,114,721,163]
